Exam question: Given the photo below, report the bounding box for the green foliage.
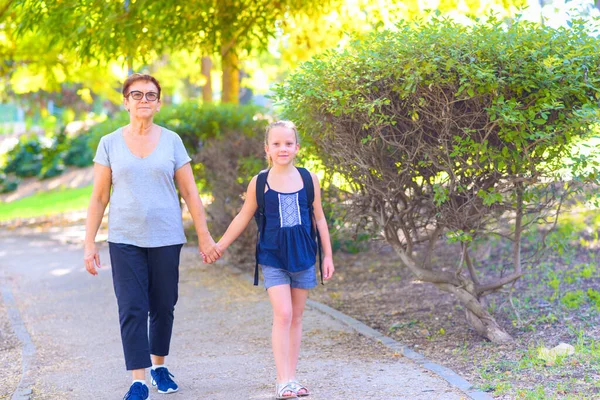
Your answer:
[446,229,474,244]
[0,172,20,194]
[561,290,586,309]
[156,102,266,156]
[1,128,96,194]
[273,16,600,343]
[12,0,328,63]
[64,133,95,167]
[38,132,68,179]
[547,271,561,301]
[275,15,600,285]
[4,135,43,177]
[477,331,600,398]
[539,260,600,311]
[38,155,65,179]
[586,288,600,310]
[277,16,600,188]
[10,0,331,104]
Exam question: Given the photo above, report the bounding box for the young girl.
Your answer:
[208,120,335,399]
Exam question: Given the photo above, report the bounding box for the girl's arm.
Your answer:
[311,172,335,280]
[175,163,220,263]
[84,163,112,276]
[216,175,259,253]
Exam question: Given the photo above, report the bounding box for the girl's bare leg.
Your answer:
[289,288,309,379]
[267,284,294,384]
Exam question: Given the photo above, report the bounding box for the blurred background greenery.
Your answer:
[1,0,599,234]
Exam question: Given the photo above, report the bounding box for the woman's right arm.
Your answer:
[84,163,112,276]
[214,176,259,254]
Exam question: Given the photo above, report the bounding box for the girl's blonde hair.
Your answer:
[264,120,300,167]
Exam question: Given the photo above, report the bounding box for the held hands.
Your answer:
[199,237,223,264]
[323,256,335,281]
[84,243,101,276]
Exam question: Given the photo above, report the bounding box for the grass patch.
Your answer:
[475,334,600,399]
[0,185,92,221]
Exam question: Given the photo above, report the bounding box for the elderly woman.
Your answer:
[84,73,219,400]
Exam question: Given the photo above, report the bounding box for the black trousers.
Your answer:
[108,242,183,370]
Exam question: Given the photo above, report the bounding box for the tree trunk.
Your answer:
[201,56,212,103]
[392,243,514,343]
[436,282,514,343]
[221,44,239,104]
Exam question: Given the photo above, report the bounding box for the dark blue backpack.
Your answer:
[253,167,323,286]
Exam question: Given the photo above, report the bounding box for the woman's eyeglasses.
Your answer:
[126,91,159,101]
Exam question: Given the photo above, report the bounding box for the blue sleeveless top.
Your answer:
[257,182,317,272]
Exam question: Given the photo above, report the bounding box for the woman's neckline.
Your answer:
[120,126,164,159]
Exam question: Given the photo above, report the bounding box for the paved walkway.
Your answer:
[0,226,470,399]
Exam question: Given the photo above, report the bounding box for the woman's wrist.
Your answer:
[197,230,212,243]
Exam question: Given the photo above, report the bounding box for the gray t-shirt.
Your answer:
[93,126,191,247]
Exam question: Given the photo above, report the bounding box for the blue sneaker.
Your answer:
[123,382,149,400]
[150,367,179,394]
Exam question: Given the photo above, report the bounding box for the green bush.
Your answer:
[157,102,266,154]
[39,156,65,179]
[2,132,80,181]
[0,179,20,193]
[39,132,67,180]
[4,135,43,177]
[275,16,600,342]
[0,172,19,194]
[64,133,94,167]
[2,127,95,187]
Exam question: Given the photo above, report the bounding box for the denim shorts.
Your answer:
[260,264,317,290]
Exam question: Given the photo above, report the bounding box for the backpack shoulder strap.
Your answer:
[296,167,324,284]
[253,169,270,286]
[255,169,269,210]
[297,167,314,204]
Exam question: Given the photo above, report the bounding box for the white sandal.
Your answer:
[289,380,310,397]
[275,382,297,399]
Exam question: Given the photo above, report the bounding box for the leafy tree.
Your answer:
[0,1,128,117]
[275,17,600,342]
[10,0,329,104]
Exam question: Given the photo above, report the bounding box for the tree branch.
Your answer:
[477,272,523,296]
[513,183,523,275]
[0,0,14,20]
[464,247,480,286]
